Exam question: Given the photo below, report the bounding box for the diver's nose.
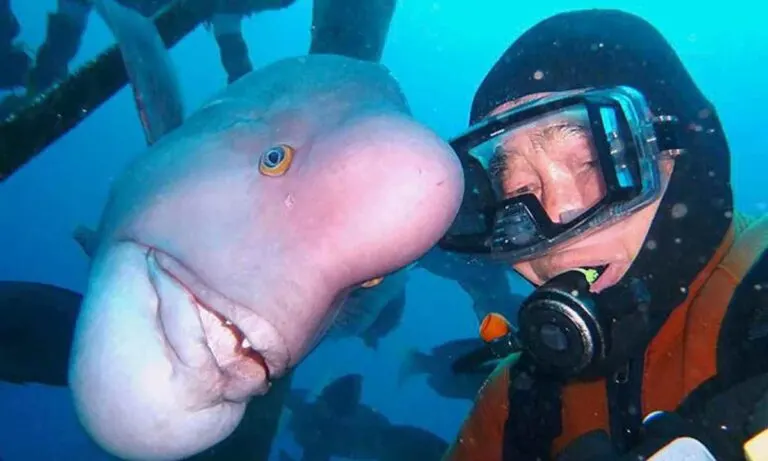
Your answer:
[541,171,586,224]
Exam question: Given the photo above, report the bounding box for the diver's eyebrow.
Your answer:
[489,145,512,176]
[489,120,588,170]
[538,122,589,143]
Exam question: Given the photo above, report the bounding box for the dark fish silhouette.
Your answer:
[398,337,499,401]
[0,281,81,387]
[284,373,448,460]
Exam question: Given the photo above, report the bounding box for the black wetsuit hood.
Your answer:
[470,9,734,363]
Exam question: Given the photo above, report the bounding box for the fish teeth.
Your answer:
[219,316,250,350]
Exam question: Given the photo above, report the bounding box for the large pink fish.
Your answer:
[68,8,462,461]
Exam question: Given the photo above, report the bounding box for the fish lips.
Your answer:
[144,245,291,399]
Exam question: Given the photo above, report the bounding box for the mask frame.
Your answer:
[439,86,684,263]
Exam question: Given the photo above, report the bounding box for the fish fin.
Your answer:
[92,0,184,145]
[72,225,99,258]
[359,291,406,350]
[327,292,378,337]
[397,349,428,387]
[329,265,411,339]
[328,286,384,338]
[317,374,362,417]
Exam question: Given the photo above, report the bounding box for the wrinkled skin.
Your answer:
[69,55,463,461]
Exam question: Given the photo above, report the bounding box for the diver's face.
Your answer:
[488,93,675,293]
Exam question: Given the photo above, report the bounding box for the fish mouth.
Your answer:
[143,245,291,400]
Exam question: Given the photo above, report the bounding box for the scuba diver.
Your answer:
[439,9,768,461]
[0,0,31,91]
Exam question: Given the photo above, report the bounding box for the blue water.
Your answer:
[1,0,766,459]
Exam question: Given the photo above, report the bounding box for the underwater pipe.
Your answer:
[0,0,211,182]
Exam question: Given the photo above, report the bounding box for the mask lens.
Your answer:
[440,87,664,260]
[482,105,608,226]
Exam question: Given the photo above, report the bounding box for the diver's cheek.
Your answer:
[623,199,664,259]
[512,261,545,286]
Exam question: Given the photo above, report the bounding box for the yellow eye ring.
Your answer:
[360,276,385,288]
[259,144,295,176]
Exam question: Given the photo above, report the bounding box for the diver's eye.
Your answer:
[259,144,295,176]
[360,276,384,288]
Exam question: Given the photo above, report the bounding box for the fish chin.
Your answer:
[69,241,289,460]
[70,242,242,460]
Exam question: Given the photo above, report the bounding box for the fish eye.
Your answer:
[360,276,385,288]
[259,144,295,176]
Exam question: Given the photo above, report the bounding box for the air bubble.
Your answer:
[671,203,688,219]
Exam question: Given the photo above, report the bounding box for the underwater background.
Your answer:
[0,0,766,459]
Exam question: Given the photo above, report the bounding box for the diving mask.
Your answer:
[439,86,684,263]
